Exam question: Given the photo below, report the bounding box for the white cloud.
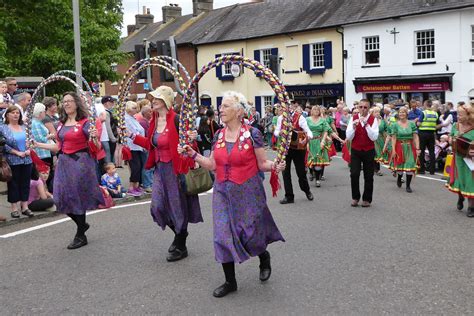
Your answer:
[121,0,251,37]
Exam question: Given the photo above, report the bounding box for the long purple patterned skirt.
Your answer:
[151,161,202,232]
[213,174,285,264]
[53,152,104,215]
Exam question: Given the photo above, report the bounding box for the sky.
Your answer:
[121,0,252,36]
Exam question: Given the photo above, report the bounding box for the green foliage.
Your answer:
[0,0,127,83]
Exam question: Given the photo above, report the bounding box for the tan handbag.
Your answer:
[0,157,12,182]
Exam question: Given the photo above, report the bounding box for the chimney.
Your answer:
[127,24,136,36]
[135,6,154,29]
[162,4,182,23]
[192,0,213,17]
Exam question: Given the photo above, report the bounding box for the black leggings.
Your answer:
[128,151,144,183]
[28,198,55,212]
[7,164,32,203]
[68,214,88,236]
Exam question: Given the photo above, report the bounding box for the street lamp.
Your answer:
[72,0,82,86]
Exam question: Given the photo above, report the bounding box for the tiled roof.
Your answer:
[119,0,474,51]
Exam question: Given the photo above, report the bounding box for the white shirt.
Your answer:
[274,113,313,139]
[95,103,109,142]
[345,114,379,142]
[438,114,453,135]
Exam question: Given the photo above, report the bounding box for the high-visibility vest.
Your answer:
[418,110,438,131]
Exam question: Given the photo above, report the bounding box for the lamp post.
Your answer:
[72,0,82,86]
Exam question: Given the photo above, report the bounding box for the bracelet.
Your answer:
[191,152,198,160]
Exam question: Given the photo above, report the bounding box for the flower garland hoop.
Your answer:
[115,56,194,144]
[25,74,94,144]
[51,70,94,97]
[179,55,292,165]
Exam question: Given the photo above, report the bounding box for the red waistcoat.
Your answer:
[292,112,303,131]
[351,114,375,151]
[153,128,172,163]
[57,118,103,157]
[214,125,259,184]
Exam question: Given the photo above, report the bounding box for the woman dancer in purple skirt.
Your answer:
[34,92,104,249]
[180,91,285,298]
[131,86,202,262]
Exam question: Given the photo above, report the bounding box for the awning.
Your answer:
[353,73,454,93]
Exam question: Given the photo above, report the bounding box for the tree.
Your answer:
[0,0,128,83]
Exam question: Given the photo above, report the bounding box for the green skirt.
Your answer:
[446,154,474,198]
[307,138,330,167]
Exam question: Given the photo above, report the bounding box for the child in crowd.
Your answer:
[28,163,55,212]
[0,81,13,112]
[101,163,127,198]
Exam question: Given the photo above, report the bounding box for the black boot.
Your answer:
[405,175,413,193]
[457,195,465,211]
[467,207,474,218]
[397,174,403,188]
[168,231,188,253]
[67,215,89,250]
[308,168,314,181]
[213,263,237,298]
[166,232,188,262]
[259,251,271,282]
[67,235,88,249]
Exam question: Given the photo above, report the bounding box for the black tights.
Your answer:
[222,252,269,284]
[68,214,87,236]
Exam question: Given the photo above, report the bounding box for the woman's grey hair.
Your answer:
[125,101,137,113]
[222,91,249,112]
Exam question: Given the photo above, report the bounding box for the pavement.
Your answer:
[0,153,473,314]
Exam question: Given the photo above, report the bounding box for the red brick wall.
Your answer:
[104,45,197,100]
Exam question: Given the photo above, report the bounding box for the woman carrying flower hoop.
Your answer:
[179,91,285,298]
[33,91,104,249]
[129,86,203,262]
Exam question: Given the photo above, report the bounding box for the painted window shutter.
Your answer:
[216,97,223,111]
[255,96,262,116]
[271,48,278,57]
[323,42,332,69]
[254,49,261,62]
[215,54,222,79]
[302,44,310,73]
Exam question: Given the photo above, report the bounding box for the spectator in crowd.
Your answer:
[407,100,422,123]
[0,105,33,218]
[339,106,350,141]
[15,92,31,117]
[31,103,54,192]
[5,77,17,100]
[103,96,118,164]
[197,108,220,157]
[97,96,115,164]
[263,105,274,146]
[0,81,13,112]
[28,162,54,212]
[135,99,151,122]
[334,102,344,151]
[446,102,457,123]
[101,162,126,198]
[124,101,145,196]
[137,103,153,193]
[42,96,59,135]
[195,105,208,130]
[437,104,453,138]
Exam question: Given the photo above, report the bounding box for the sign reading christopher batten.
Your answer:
[356,82,450,93]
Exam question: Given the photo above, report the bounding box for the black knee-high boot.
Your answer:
[406,175,413,193]
[166,231,188,262]
[258,250,271,281]
[213,262,237,298]
[67,214,88,250]
[397,174,403,188]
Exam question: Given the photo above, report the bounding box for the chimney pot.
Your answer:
[192,0,214,17]
[162,4,182,23]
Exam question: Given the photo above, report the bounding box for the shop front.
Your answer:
[285,83,344,108]
[353,73,453,104]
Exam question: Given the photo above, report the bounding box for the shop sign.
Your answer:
[286,84,343,97]
[356,82,449,93]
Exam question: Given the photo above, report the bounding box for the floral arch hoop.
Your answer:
[179,55,292,165]
[25,74,95,144]
[115,56,195,144]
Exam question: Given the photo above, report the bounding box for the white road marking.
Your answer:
[0,188,215,239]
[0,201,151,239]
